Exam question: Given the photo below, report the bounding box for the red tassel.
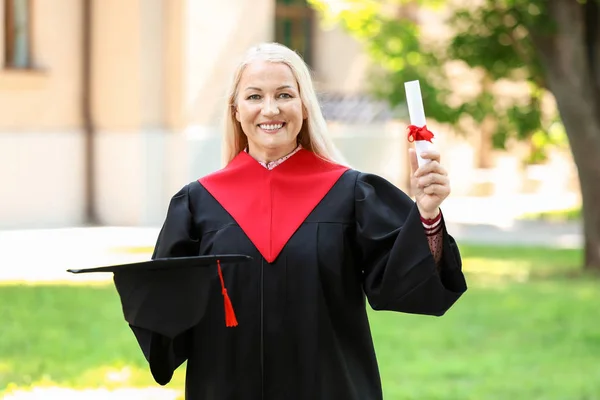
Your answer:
[407,124,435,143]
[217,259,238,327]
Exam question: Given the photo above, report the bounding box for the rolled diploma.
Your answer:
[405,80,435,167]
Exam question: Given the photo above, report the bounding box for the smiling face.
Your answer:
[234,60,306,162]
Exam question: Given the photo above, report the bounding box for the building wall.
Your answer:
[0,0,85,229]
[0,0,279,229]
[0,0,83,129]
[0,131,85,229]
[92,0,277,227]
[91,0,169,226]
[312,23,371,94]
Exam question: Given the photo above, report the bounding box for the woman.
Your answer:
[123,42,467,400]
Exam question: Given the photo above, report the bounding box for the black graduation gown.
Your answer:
[127,149,467,400]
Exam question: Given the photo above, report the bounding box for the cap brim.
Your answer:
[67,254,252,274]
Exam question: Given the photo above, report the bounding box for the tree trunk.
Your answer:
[530,0,600,270]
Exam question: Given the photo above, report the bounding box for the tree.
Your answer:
[309,0,600,270]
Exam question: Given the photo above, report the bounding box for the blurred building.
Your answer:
[0,0,412,229]
[0,0,578,229]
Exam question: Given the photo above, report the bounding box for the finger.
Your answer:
[417,173,449,188]
[409,148,419,175]
[416,161,447,177]
[419,150,441,163]
[423,183,450,196]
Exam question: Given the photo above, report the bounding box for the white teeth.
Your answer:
[259,123,283,130]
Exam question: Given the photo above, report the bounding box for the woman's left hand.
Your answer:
[409,148,451,219]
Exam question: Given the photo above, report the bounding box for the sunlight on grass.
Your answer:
[2,244,599,399]
[457,244,583,271]
[1,367,186,399]
[457,244,585,286]
[75,366,186,389]
[0,279,114,287]
[462,258,531,286]
[518,206,581,222]
[2,387,182,400]
[110,246,154,255]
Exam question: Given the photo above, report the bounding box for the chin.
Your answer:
[261,136,292,148]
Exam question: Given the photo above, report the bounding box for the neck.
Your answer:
[247,143,298,164]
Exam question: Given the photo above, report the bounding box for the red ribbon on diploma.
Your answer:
[407,125,435,143]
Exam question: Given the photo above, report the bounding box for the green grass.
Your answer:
[0,284,187,396]
[518,206,582,222]
[1,244,599,399]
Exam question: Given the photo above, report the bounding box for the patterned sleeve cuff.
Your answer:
[421,210,444,266]
[420,210,443,236]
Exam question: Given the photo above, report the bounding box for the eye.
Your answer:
[278,93,292,99]
[247,94,261,100]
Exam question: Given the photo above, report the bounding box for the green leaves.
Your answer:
[448,2,546,83]
[309,0,562,161]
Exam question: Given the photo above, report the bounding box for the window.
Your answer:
[275,0,313,66]
[4,0,32,69]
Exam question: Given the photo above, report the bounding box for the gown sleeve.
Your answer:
[129,184,201,385]
[354,173,467,316]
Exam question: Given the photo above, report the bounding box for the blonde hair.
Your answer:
[222,42,347,166]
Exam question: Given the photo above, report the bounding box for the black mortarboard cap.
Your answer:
[68,254,252,338]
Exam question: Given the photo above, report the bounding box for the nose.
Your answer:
[261,98,280,116]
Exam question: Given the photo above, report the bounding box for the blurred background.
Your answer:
[1,0,598,399]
